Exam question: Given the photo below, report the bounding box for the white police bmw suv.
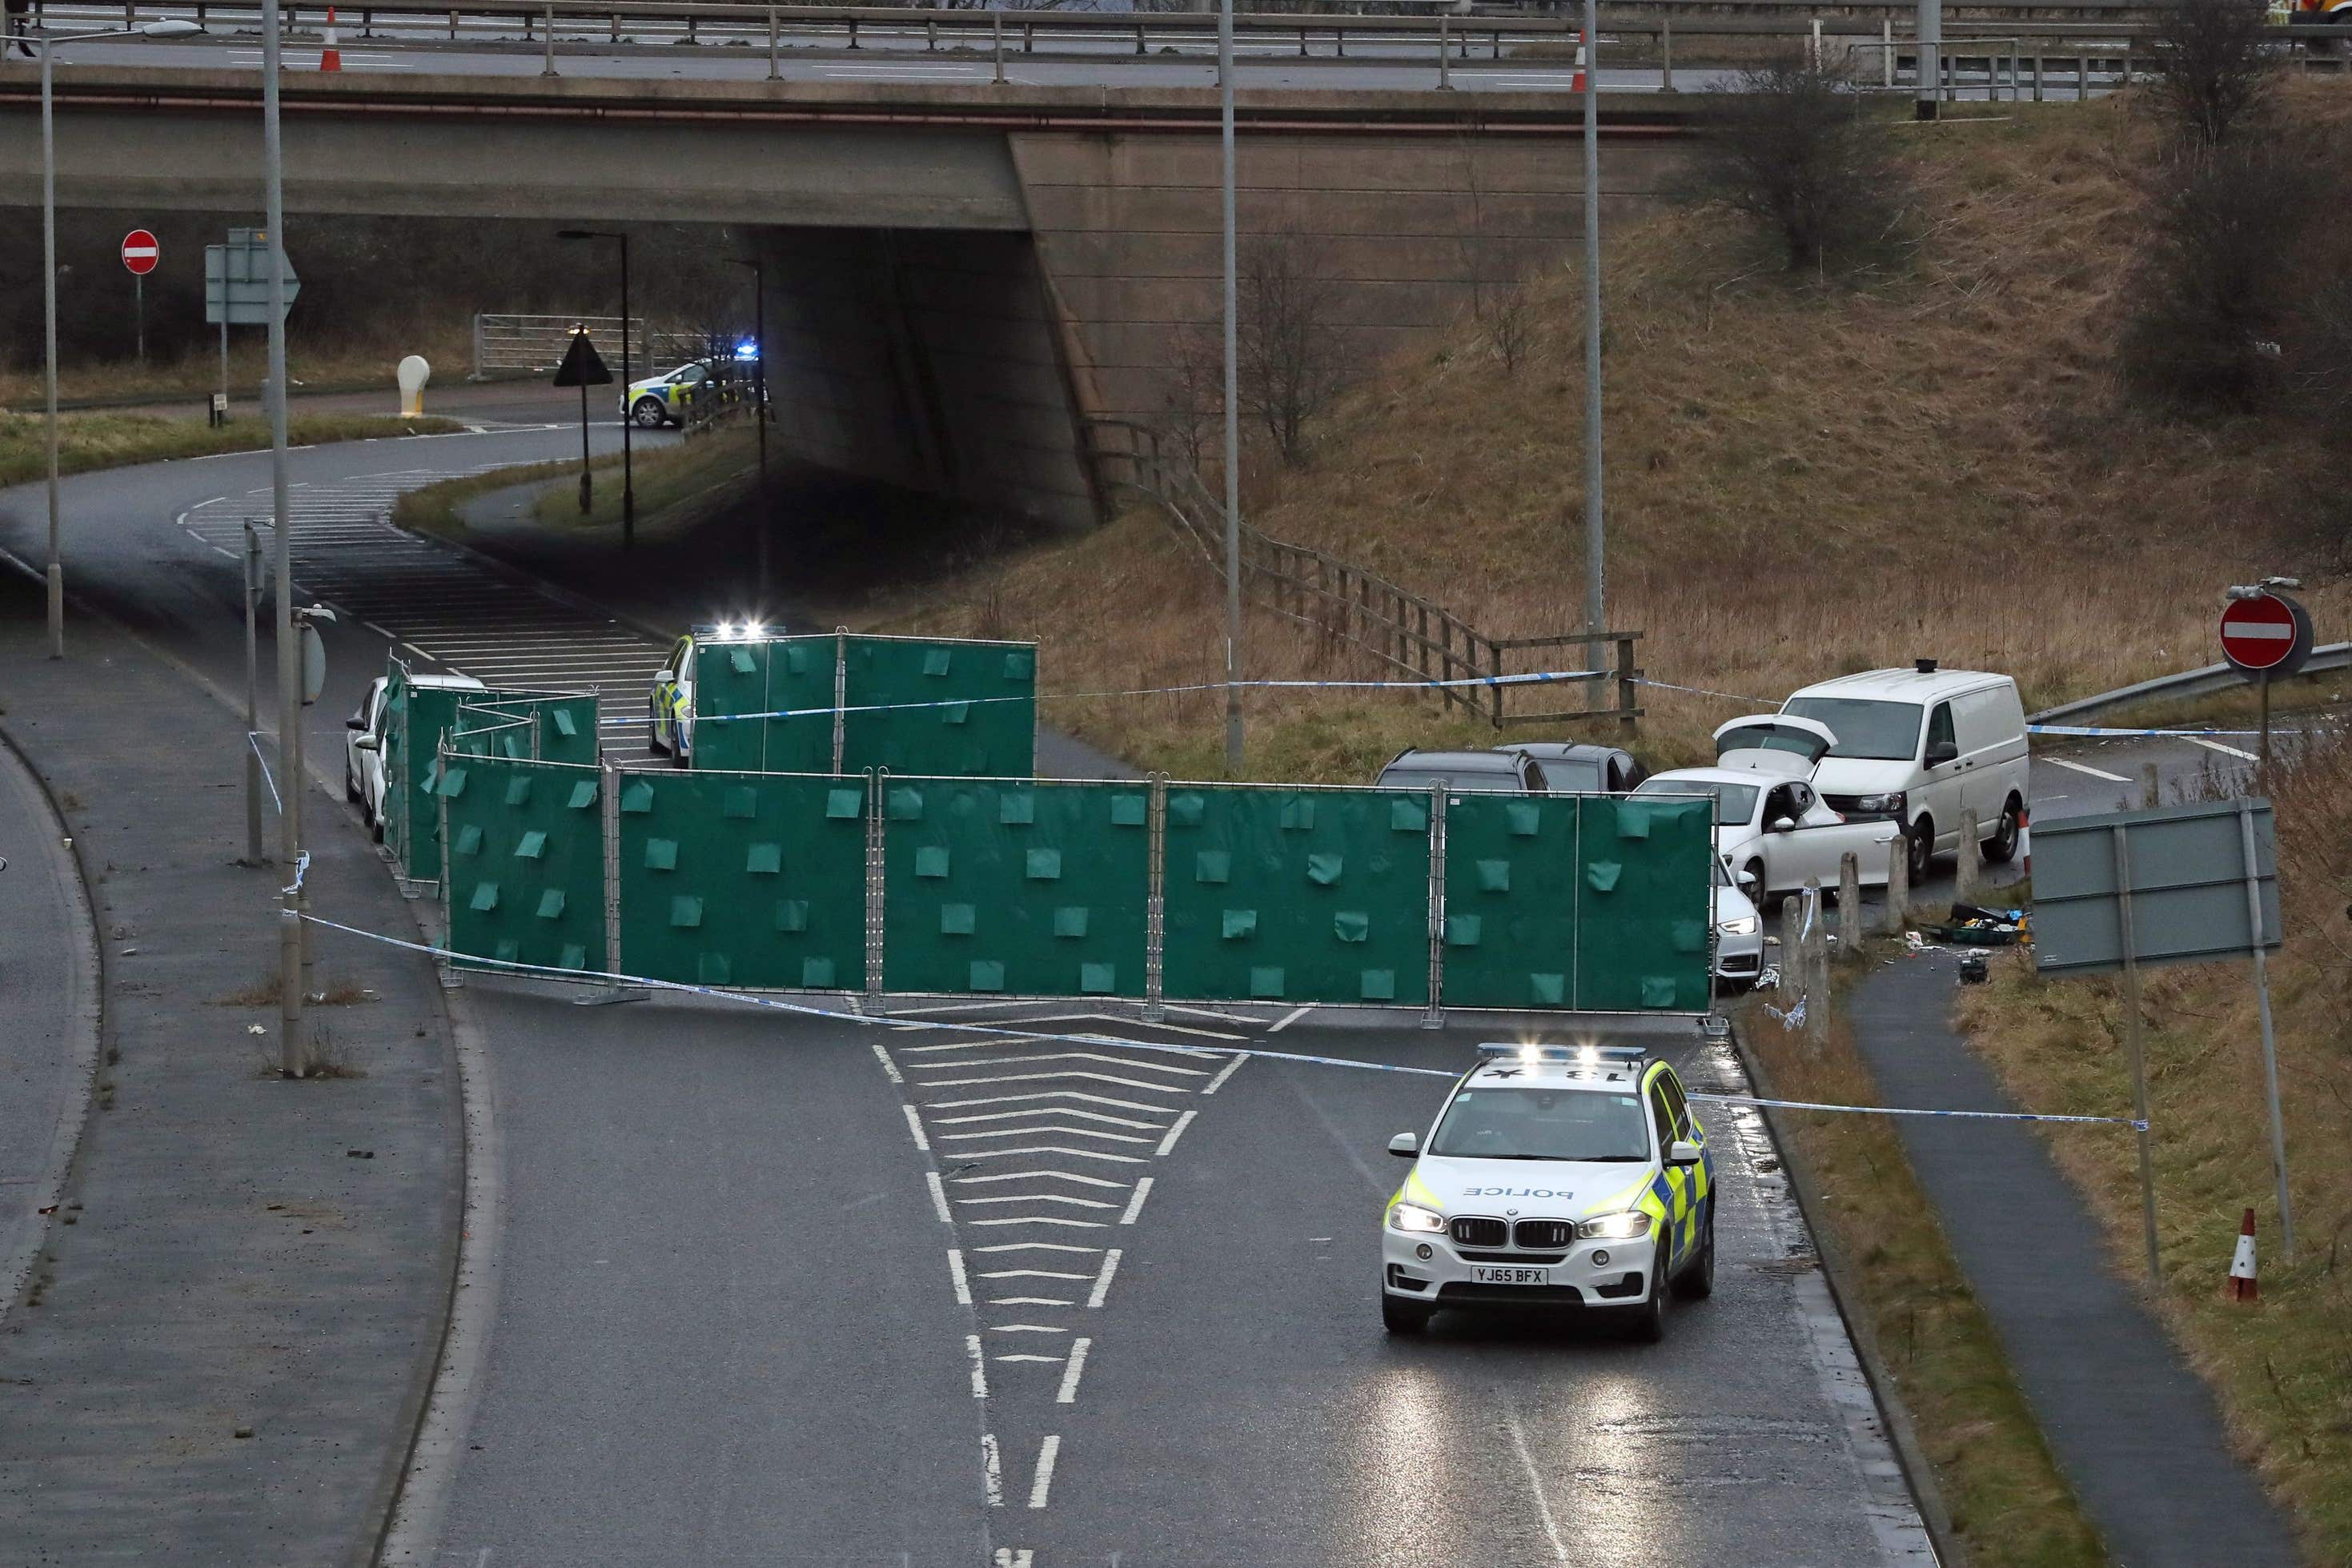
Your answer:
[1382,1044,1716,1341]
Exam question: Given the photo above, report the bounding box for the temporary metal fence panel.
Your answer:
[382,662,414,871]
[616,769,870,990]
[392,677,478,883]
[1570,795,1715,1013]
[689,635,836,774]
[879,777,1150,999]
[841,636,1037,780]
[1438,792,1584,1010]
[440,755,608,975]
[1161,784,1433,1008]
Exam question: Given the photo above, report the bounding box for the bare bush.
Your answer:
[2144,0,2278,150]
[1688,58,1910,278]
[1160,325,1224,471]
[1238,227,1356,464]
[1459,138,1542,375]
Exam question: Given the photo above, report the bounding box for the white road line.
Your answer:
[2193,736,2260,761]
[1056,1339,1090,1405]
[1086,1249,1122,1309]
[1202,1055,1248,1095]
[910,1051,1210,1076]
[901,1105,929,1151]
[929,1090,1174,1114]
[1154,1109,1198,1157]
[920,1070,1193,1093]
[1503,1402,1571,1565]
[990,1324,1070,1334]
[955,1194,1119,1210]
[993,1549,1033,1568]
[1027,1436,1062,1509]
[989,1295,1074,1306]
[1017,1012,1242,1042]
[1266,1005,1311,1033]
[925,1171,953,1224]
[996,1353,1063,1363]
[968,1216,1106,1229]
[952,1145,1146,1164]
[1118,1177,1154,1225]
[939,1125,1157,1145]
[965,1333,988,1398]
[953,1169,1130,1189]
[2045,756,2132,784]
[980,1269,1090,1281]
[981,1434,1005,1506]
[973,1241,1102,1254]
[869,1041,903,1083]
[947,1248,971,1305]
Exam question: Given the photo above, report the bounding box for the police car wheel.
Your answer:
[632,396,668,430]
[1381,1293,1433,1335]
[1627,1244,1670,1343]
[1681,1212,1716,1301]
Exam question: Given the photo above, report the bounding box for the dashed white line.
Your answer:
[981,1434,1005,1506]
[993,1549,1034,1568]
[902,1105,929,1151]
[1086,1249,1122,1309]
[1266,1005,1311,1033]
[869,1041,903,1084]
[2045,756,2133,783]
[1202,1055,1248,1095]
[1027,1435,1062,1509]
[925,1171,953,1224]
[1117,1176,1154,1225]
[947,1248,972,1305]
[2192,736,2260,762]
[964,1333,989,1398]
[1056,1339,1091,1405]
[1503,1402,1571,1565]
[1154,1109,1198,1157]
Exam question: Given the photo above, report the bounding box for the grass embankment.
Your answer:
[1957,742,2352,1562]
[1741,989,2108,1566]
[0,326,475,411]
[859,89,2352,783]
[0,411,461,487]
[391,427,757,540]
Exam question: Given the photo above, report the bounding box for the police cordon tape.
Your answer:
[290,909,2146,1130]
[247,731,284,816]
[2027,722,2326,739]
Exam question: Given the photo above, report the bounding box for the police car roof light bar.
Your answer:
[1474,1041,1652,1068]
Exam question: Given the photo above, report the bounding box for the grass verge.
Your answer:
[0,411,461,488]
[1956,740,2352,1562]
[0,327,473,411]
[1738,979,2108,1566]
[389,427,756,540]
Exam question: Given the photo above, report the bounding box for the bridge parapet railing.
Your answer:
[1082,419,1640,731]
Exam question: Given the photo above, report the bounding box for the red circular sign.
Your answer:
[2220,595,2298,672]
[120,231,160,276]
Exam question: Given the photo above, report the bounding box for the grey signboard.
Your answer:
[2032,799,2281,975]
[205,228,301,326]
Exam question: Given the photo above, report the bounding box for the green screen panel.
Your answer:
[396,681,476,882]
[690,636,838,773]
[1572,795,1715,1012]
[443,756,608,976]
[760,637,841,775]
[841,636,1035,780]
[1439,794,1583,1010]
[692,637,773,772]
[616,770,868,989]
[1162,787,1431,1007]
[880,780,1149,997]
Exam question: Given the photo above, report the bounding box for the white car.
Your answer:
[1712,857,1764,987]
[1382,1043,1716,1342]
[346,672,486,840]
[1780,663,2030,884]
[1632,716,1901,899]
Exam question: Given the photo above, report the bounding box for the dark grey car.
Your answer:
[1374,748,1547,795]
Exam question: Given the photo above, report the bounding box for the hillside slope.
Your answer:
[859,89,2352,780]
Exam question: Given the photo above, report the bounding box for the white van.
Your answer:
[1779,662,2029,883]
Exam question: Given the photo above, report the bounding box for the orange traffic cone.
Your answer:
[1571,29,1587,93]
[319,6,342,71]
[2226,1208,2259,1302]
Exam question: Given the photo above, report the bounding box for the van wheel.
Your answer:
[1906,816,1937,883]
[1985,796,2022,864]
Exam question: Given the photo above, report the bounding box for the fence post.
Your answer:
[1423,782,1446,1029]
[1808,16,1822,68]
[1488,640,1504,728]
[437,742,460,992]
[2033,54,2044,100]
[1884,832,1910,936]
[1615,636,1636,735]
[831,628,849,774]
[573,759,641,1005]
[2079,53,2090,101]
[1438,10,1452,88]
[608,6,616,42]
[2141,760,2161,808]
[1956,807,1983,903]
[1660,10,1673,89]
[865,768,885,1003]
[1838,852,1862,960]
[848,15,858,50]
[993,10,1005,85]
[1802,884,1830,1050]
[1144,773,1168,1024]
[1777,895,1800,997]
[540,1,555,74]
[469,315,484,381]
[1882,16,1892,87]
[768,6,778,78]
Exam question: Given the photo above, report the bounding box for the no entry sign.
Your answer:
[120,231,160,275]
[2220,592,2311,676]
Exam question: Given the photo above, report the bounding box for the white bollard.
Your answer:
[397,355,431,418]
[1838,852,1863,960]
[1884,832,1910,936]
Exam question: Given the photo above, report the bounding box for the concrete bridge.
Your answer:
[0,70,1689,526]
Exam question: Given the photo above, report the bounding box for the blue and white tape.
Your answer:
[247,731,284,816]
[2029,723,2279,739]
[295,913,2144,1129]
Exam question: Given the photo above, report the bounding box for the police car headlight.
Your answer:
[1718,916,1760,936]
[1575,1211,1653,1241]
[1388,1202,1447,1235]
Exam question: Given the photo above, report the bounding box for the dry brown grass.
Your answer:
[855,87,2352,784]
[1957,736,2352,1562]
[212,975,379,1008]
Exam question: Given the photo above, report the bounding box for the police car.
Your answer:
[623,361,713,429]
[648,620,779,764]
[1382,1043,1716,1341]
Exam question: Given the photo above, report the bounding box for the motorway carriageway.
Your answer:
[0,421,2236,1562]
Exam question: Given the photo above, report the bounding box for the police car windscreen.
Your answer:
[1429,1089,1650,1161]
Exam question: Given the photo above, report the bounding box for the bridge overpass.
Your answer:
[0,69,1689,526]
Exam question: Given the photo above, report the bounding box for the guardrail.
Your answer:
[2029,644,2352,728]
[1083,419,1640,729]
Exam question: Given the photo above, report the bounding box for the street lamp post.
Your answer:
[728,255,769,601]
[1581,0,1607,709]
[1218,0,1242,776]
[557,229,635,548]
[36,18,201,660]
